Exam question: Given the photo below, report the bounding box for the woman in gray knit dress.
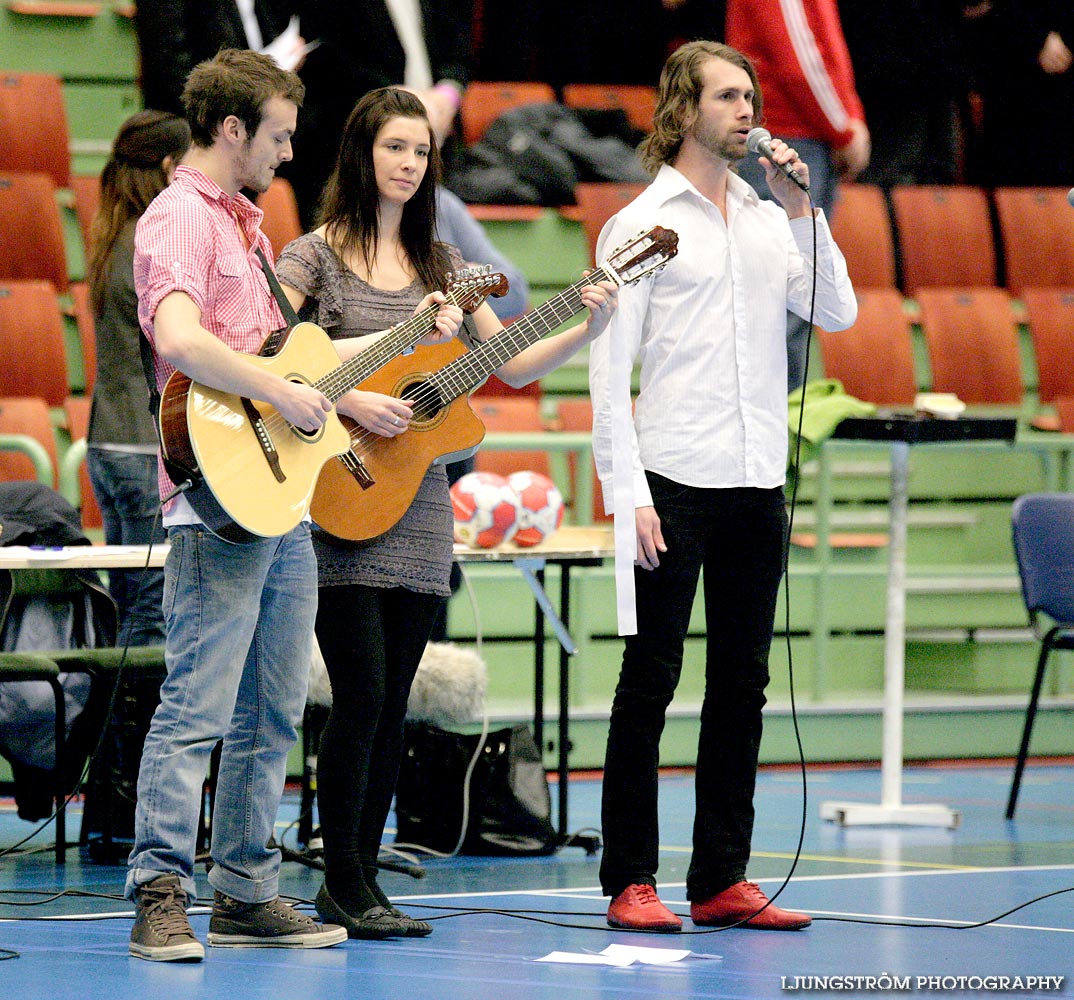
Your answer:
[276,87,618,940]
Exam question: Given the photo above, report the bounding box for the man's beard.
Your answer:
[692,121,747,162]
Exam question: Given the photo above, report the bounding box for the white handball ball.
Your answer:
[507,470,564,548]
[450,471,521,548]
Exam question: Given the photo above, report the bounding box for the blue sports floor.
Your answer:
[1,760,1071,999]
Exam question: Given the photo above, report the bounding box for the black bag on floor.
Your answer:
[80,669,163,862]
[395,721,557,856]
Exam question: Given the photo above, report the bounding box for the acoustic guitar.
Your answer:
[310,226,679,542]
[157,268,508,543]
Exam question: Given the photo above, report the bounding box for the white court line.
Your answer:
[394,863,1074,901]
[0,905,212,922]
[737,863,1074,884]
[388,870,1074,938]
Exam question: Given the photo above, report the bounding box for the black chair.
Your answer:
[0,650,66,863]
[0,565,118,861]
[1007,493,1074,818]
[51,646,166,862]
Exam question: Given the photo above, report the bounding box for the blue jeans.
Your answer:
[599,476,787,901]
[125,523,317,903]
[87,448,166,646]
[735,138,837,392]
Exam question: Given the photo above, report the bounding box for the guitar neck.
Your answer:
[429,265,612,401]
[311,303,440,404]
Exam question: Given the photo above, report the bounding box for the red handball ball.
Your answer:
[450,471,521,548]
[507,471,564,548]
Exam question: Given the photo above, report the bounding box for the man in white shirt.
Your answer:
[588,40,857,933]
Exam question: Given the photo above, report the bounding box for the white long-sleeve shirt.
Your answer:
[588,164,857,632]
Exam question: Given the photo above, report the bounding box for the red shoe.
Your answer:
[690,881,811,931]
[607,884,683,932]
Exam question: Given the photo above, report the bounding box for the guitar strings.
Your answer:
[258,231,656,448]
[364,230,668,436]
[248,231,661,503]
[245,303,439,441]
[340,268,614,460]
[247,279,488,442]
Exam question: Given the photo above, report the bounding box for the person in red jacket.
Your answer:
[726,0,869,391]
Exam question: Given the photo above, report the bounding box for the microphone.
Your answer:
[746,127,810,192]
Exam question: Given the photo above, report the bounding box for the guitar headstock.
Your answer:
[599,226,679,286]
[443,266,510,314]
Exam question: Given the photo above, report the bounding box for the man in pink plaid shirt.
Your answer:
[124,48,346,962]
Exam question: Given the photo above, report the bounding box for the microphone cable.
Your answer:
[721,182,820,928]
[2,866,1071,937]
[382,563,490,868]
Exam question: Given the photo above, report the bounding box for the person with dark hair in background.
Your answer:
[660,0,726,50]
[285,1,473,229]
[276,86,617,941]
[87,110,190,647]
[424,179,530,641]
[726,0,868,392]
[966,0,1074,187]
[135,0,306,116]
[473,0,669,88]
[837,0,968,188]
[124,48,347,963]
[413,85,531,641]
[589,40,856,933]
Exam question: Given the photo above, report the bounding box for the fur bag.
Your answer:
[307,638,487,727]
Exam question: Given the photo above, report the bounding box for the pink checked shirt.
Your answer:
[134,164,287,507]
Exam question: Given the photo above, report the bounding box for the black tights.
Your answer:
[315,583,443,911]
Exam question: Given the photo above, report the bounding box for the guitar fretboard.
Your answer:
[311,303,440,403]
[429,265,613,402]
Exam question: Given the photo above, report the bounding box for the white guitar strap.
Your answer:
[608,315,638,636]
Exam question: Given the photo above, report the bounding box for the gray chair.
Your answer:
[1007,493,1074,818]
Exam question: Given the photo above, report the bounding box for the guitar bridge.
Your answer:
[240,397,286,483]
[339,451,374,490]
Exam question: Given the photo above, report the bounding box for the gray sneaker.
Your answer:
[129,874,205,962]
[207,891,348,949]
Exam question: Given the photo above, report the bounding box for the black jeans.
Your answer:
[599,475,788,901]
[315,583,443,892]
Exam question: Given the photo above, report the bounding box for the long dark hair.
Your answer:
[319,87,451,293]
[88,110,191,313]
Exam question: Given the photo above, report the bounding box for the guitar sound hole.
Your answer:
[285,375,324,440]
[401,380,444,423]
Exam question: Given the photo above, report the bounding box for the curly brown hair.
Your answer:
[182,48,304,148]
[639,41,763,176]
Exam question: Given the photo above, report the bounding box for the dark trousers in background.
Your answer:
[734,139,837,393]
[599,475,787,900]
[87,448,166,646]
